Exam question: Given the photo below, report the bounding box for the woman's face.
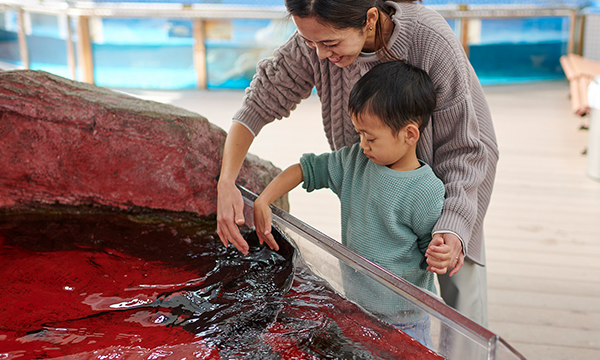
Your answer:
[292,15,371,68]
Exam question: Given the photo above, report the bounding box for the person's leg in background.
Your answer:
[436,243,488,358]
[437,258,488,327]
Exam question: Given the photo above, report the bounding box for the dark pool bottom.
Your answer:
[0,207,444,360]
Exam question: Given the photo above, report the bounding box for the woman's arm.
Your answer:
[232,32,316,137]
[408,11,495,265]
[217,121,255,255]
[217,33,316,255]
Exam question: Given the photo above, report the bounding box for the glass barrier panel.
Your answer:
[28,12,72,79]
[469,17,569,85]
[498,338,529,360]
[239,186,527,360]
[205,18,294,89]
[0,8,22,68]
[90,17,196,89]
[4,2,582,89]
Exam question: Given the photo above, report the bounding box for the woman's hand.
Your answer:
[217,179,249,255]
[216,122,256,256]
[425,232,464,276]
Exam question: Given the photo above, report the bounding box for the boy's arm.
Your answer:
[254,164,304,250]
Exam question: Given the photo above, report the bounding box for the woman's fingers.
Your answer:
[217,185,249,255]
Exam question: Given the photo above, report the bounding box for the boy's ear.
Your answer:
[404,124,420,145]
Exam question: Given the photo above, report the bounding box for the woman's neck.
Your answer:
[362,11,395,53]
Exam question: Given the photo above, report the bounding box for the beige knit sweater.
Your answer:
[233,2,499,265]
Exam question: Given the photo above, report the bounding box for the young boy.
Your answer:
[253,61,450,347]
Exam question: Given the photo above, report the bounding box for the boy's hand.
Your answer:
[253,197,279,252]
[425,233,463,276]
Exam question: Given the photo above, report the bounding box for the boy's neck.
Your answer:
[388,150,421,172]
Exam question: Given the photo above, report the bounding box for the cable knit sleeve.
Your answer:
[232,32,317,136]
[406,8,492,255]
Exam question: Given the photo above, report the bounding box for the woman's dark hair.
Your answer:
[285,0,417,61]
[348,61,436,133]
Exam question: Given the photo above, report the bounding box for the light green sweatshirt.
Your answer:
[300,143,445,321]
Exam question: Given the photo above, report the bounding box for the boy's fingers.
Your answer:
[427,265,448,275]
[426,258,449,269]
[430,234,444,247]
[426,246,451,262]
[255,227,277,251]
[259,225,279,251]
[264,234,279,251]
[257,227,270,245]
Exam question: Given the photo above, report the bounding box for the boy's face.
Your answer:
[351,112,419,171]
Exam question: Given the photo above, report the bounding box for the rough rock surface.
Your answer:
[0,70,288,215]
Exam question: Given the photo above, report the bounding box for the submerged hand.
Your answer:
[253,197,279,252]
[217,181,249,255]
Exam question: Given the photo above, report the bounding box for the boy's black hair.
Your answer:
[348,61,437,133]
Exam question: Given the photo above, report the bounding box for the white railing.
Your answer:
[0,0,588,88]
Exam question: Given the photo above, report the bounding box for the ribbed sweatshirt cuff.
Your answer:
[433,210,473,256]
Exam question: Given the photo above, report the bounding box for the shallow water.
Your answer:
[0,206,443,359]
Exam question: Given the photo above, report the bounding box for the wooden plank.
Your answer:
[486,249,600,271]
[456,4,471,57]
[560,55,576,80]
[489,303,600,330]
[488,275,600,297]
[486,240,600,258]
[193,18,207,90]
[568,10,577,55]
[17,8,29,70]
[577,76,591,115]
[486,263,600,283]
[482,81,600,360]
[489,322,600,351]
[577,14,585,56]
[502,342,600,360]
[75,16,94,84]
[559,54,600,115]
[570,77,584,114]
[66,15,76,81]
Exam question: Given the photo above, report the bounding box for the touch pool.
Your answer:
[0,205,442,359]
[0,186,527,360]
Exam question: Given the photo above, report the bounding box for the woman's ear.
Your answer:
[366,7,379,31]
[404,124,420,146]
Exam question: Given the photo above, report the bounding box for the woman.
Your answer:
[216,0,498,327]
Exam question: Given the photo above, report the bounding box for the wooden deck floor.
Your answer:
[124,80,600,360]
[482,82,600,360]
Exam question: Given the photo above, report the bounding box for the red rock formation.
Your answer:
[0,70,287,215]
